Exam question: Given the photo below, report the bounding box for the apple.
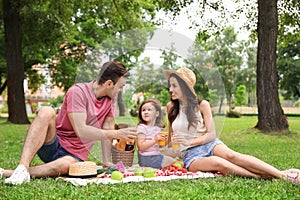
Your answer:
[111,170,123,180]
[173,161,183,169]
[134,168,144,176]
[143,167,156,178]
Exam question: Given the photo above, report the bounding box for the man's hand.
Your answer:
[116,127,137,140]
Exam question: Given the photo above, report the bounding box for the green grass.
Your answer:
[0,116,299,199]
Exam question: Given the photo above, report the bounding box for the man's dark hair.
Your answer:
[97,61,130,84]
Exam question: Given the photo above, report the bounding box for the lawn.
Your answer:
[0,116,299,199]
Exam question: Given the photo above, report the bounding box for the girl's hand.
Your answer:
[154,133,165,142]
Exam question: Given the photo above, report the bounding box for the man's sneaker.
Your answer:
[0,168,3,179]
[5,164,30,185]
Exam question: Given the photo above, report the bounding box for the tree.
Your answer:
[237,41,257,106]
[3,0,29,123]
[1,0,158,123]
[0,8,6,95]
[277,1,300,100]
[156,0,297,132]
[130,56,166,98]
[277,39,300,99]
[185,43,211,100]
[255,0,288,131]
[100,29,154,116]
[209,27,243,109]
[235,85,247,106]
[1,0,83,123]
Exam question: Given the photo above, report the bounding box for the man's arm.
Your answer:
[68,112,136,141]
[102,116,114,130]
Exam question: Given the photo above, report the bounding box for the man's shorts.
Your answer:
[37,135,82,163]
[181,139,225,169]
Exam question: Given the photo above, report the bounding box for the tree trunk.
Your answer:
[3,0,30,124]
[0,80,7,95]
[255,0,288,132]
[117,92,125,116]
[218,96,224,114]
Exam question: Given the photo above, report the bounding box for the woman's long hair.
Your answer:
[137,99,165,128]
[167,74,201,130]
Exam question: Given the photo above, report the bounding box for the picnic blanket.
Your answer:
[59,165,216,186]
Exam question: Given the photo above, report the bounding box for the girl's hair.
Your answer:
[167,74,202,130]
[137,99,165,128]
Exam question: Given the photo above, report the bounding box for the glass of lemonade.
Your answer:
[158,130,168,147]
[172,134,180,150]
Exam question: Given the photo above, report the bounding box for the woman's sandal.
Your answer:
[284,169,300,184]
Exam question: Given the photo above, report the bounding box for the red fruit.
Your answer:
[181,168,187,173]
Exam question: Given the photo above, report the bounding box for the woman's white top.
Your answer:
[172,106,206,151]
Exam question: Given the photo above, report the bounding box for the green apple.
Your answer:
[143,167,156,178]
[111,170,123,180]
[173,161,183,169]
[134,168,144,176]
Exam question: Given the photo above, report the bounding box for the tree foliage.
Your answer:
[235,85,247,106]
[277,39,300,99]
[0,0,158,123]
[208,27,243,108]
[157,0,297,132]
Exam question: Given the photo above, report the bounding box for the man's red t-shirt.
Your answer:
[56,81,114,161]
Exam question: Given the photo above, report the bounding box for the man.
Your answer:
[1,61,137,185]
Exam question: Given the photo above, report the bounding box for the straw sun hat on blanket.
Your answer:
[68,161,97,178]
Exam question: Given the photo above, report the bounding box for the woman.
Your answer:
[164,67,299,184]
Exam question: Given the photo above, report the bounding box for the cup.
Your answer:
[158,131,168,147]
[172,134,180,150]
[172,142,180,150]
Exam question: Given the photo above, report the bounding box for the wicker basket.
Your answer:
[111,146,134,167]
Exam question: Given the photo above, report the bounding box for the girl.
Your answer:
[164,67,299,184]
[137,99,177,169]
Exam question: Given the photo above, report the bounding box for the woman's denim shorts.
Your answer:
[181,139,224,169]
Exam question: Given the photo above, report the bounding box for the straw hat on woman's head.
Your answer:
[165,67,197,96]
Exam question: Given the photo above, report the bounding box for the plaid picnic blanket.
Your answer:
[59,167,216,186]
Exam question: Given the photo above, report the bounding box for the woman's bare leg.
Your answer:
[188,156,260,177]
[213,144,284,179]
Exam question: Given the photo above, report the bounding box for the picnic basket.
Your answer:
[112,123,136,167]
[111,145,135,167]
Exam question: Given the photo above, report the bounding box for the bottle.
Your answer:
[125,139,135,151]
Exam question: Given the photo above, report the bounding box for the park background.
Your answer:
[0,0,299,199]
